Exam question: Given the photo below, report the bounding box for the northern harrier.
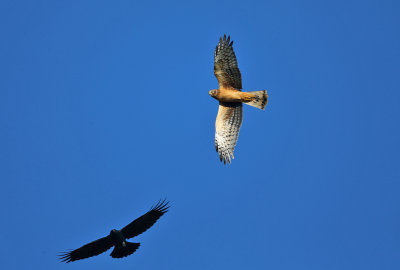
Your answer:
[210,35,268,164]
[59,200,169,263]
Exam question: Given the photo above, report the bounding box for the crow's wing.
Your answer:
[59,236,113,263]
[121,199,169,239]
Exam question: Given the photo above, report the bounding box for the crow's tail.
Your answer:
[110,242,140,258]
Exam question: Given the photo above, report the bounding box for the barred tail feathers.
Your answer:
[244,90,268,110]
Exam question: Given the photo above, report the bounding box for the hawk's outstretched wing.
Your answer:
[59,236,113,263]
[214,35,242,89]
[215,102,243,164]
[121,199,169,239]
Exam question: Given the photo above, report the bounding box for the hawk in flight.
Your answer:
[59,199,169,263]
[210,35,268,164]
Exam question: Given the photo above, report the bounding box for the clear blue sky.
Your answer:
[1,0,399,269]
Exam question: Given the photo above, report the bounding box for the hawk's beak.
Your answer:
[209,91,213,96]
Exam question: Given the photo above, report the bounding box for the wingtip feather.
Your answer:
[151,199,170,214]
[58,251,73,263]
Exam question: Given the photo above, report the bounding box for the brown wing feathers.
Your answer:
[215,103,243,164]
[214,34,242,89]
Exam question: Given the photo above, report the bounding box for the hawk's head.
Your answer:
[209,90,218,98]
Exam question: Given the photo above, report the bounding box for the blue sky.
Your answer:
[1,0,399,269]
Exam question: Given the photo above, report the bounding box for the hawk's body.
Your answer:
[211,87,254,103]
[210,35,268,164]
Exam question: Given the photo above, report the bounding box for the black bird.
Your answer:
[59,199,169,263]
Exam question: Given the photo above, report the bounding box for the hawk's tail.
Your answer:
[110,242,140,258]
[244,90,268,110]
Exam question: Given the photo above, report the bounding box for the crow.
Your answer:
[59,199,169,263]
